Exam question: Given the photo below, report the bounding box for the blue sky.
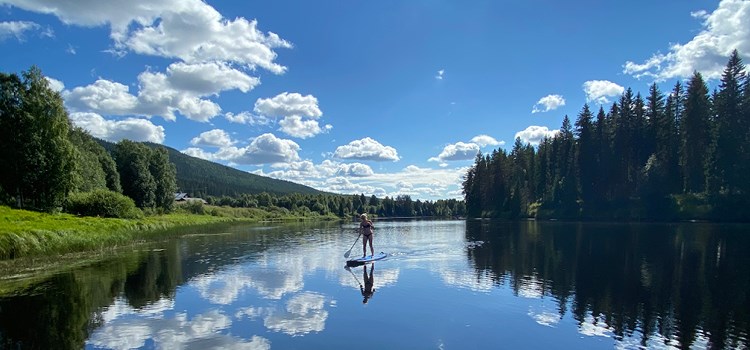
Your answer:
[1,0,748,200]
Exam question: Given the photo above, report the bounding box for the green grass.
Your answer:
[0,205,339,260]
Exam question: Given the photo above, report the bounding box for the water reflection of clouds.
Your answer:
[100,297,174,323]
[528,308,560,327]
[88,308,270,350]
[264,292,329,336]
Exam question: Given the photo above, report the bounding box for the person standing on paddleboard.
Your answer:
[360,213,375,257]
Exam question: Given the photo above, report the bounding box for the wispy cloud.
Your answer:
[435,69,445,80]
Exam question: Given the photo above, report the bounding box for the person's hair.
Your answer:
[360,213,367,219]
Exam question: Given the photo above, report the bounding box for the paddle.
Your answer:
[344,231,362,258]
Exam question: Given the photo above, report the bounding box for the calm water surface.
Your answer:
[0,220,748,349]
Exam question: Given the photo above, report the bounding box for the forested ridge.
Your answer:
[463,51,750,221]
[97,139,323,197]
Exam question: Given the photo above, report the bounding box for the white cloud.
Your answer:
[333,137,400,162]
[469,135,504,148]
[436,69,445,80]
[335,163,374,177]
[4,0,292,74]
[582,80,624,105]
[45,77,65,92]
[69,112,166,143]
[254,92,323,119]
[190,129,234,147]
[64,62,258,122]
[65,79,139,115]
[515,125,559,146]
[227,133,301,165]
[225,111,270,125]
[278,115,332,139]
[623,0,750,81]
[531,94,566,113]
[429,142,480,162]
[0,20,41,41]
[166,61,260,95]
[181,147,215,161]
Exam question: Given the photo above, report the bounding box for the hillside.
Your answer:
[97,140,323,197]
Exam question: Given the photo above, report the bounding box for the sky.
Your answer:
[1,0,748,201]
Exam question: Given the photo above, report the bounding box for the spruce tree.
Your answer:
[681,72,711,193]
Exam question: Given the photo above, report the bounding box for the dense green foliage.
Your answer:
[65,189,142,219]
[464,51,750,221]
[0,67,76,211]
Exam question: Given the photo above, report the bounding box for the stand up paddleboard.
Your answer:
[346,252,387,266]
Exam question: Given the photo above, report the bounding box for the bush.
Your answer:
[65,189,143,219]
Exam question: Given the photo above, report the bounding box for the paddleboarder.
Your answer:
[359,213,375,258]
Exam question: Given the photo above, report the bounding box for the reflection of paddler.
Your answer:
[360,263,375,304]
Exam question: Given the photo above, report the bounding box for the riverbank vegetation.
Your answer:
[463,51,750,221]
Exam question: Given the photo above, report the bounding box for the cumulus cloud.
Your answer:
[429,142,480,163]
[278,115,332,139]
[190,129,234,147]
[69,112,165,143]
[64,62,260,122]
[582,80,624,105]
[253,92,328,138]
[0,20,42,41]
[4,0,292,74]
[532,94,566,113]
[333,137,400,162]
[254,92,322,119]
[186,133,300,165]
[428,135,503,164]
[515,125,559,146]
[623,0,750,81]
[470,135,504,148]
[65,79,139,115]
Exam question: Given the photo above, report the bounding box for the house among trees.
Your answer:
[174,192,207,204]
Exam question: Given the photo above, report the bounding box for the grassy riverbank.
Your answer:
[0,205,339,260]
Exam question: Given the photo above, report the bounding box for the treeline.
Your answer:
[463,50,750,221]
[201,193,466,218]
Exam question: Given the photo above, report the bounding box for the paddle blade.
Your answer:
[344,250,351,258]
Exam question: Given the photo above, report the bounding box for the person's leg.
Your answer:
[362,234,367,257]
[367,234,374,256]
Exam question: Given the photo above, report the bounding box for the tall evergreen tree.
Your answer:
[681,71,712,193]
[575,104,596,208]
[708,50,746,194]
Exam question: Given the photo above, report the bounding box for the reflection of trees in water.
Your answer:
[466,220,750,349]
[0,222,321,349]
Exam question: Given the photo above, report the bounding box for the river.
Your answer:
[0,219,748,349]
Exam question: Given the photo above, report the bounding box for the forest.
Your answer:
[462,50,750,221]
[0,66,464,220]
